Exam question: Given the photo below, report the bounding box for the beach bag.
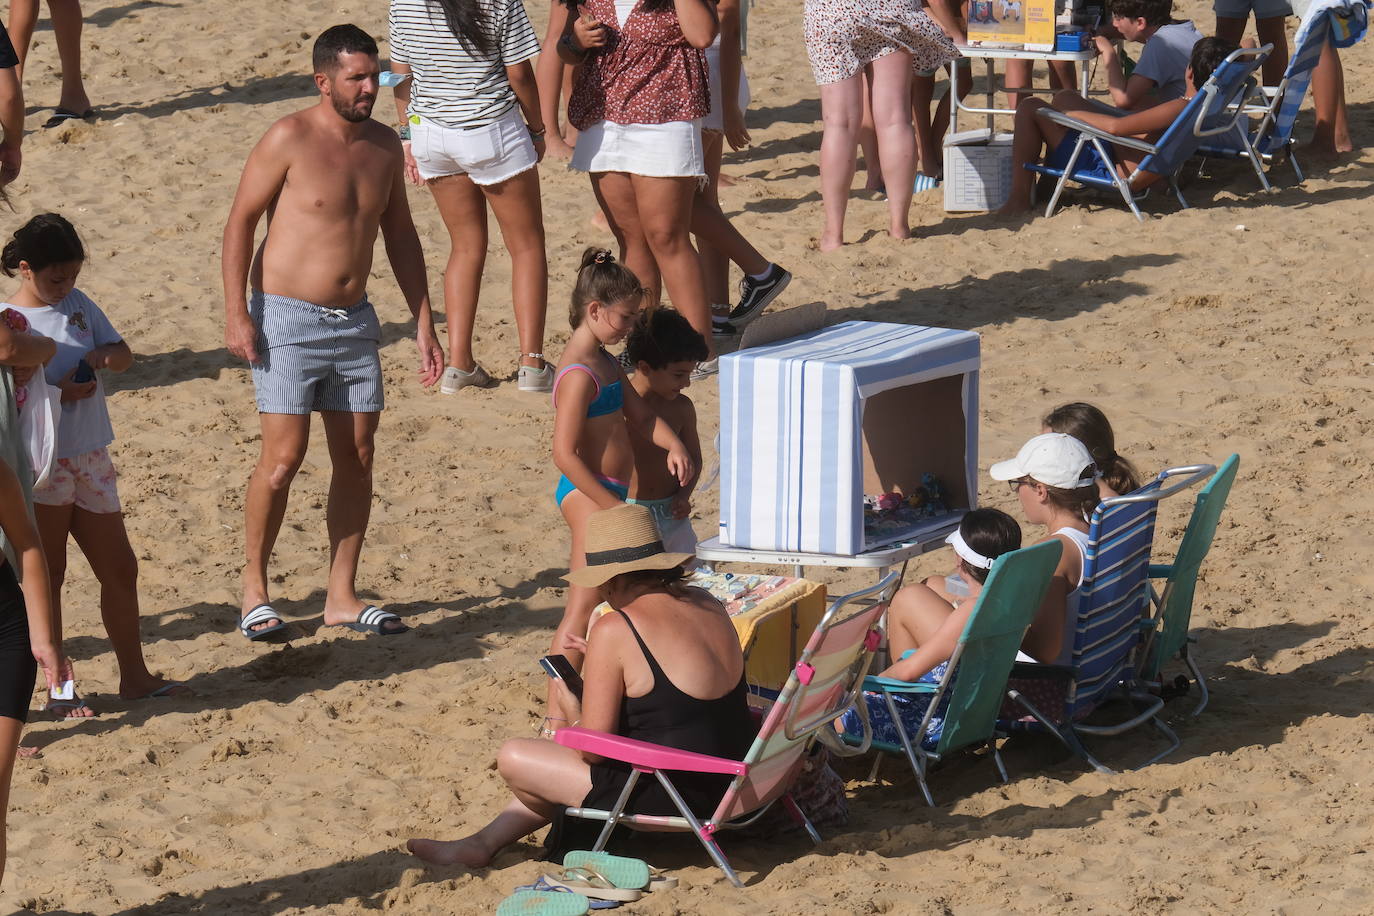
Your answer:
[20,373,60,488]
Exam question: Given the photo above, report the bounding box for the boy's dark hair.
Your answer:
[958,508,1022,584]
[1,213,85,276]
[625,307,709,369]
[1043,402,1141,495]
[1188,36,1239,87]
[570,247,644,328]
[1108,0,1172,26]
[313,24,378,74]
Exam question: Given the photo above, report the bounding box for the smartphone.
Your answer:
[72,359,94,384]
[539,654,584,699]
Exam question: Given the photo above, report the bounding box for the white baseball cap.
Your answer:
[989,433,1098,490]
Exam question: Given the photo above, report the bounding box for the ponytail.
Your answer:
[1043,401,1142,495]
[430,0,495,57]
[570,247,644,328]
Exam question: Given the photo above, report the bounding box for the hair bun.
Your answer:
[594,250,613,264]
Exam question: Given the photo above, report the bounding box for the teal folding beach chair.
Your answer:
[1001,465,1213,772]
[1138,455,1239,719]
[1027,45,1270,220]
[1202,0,1369,186]
[855,540,1063,806]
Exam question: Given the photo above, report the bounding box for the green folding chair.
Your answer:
[854,540,1063,805]
[1138,454,1240,718]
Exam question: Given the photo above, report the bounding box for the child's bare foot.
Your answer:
[120,675,192,700]
[1299,139,1354,161]
[407,836,493,868]
[18,744,41,759]
[888,224,912,241]
[718,171,738,188]
[589,210,610,232]
[46,695,96,719]
[819,233,843,252]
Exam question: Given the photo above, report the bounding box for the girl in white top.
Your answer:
[389,0,555,394]
[2,214,187,712]
[989,433,1099,667]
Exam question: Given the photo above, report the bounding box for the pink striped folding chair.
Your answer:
[554,571,898,887]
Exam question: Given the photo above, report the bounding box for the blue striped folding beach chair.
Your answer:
[1001,465,1216,772]
[1026,46,1269,220]
[1202,0,1370,187]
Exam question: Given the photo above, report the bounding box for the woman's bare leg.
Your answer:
[6,0,38,78]
[48,0,89,113]
[428,174,489,372]
[859,66,883,191]
[819,73,864,251]
[870,50,916,239]
[537,1,574,159]
[591,171,660,303]
[912,73,938,177]
[482,167,549,370]
[697,129,732,310]
[0,716,22,884]
[407,738,593,867]
[631,173,714,355]
[1306,41,1352,156]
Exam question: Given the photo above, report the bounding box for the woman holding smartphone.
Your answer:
[407,504,754,865]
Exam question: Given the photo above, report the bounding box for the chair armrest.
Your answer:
[1037,109,1158,153]
[863,675,938,693]
[1148,563,1174,579]
[554,727,748,776]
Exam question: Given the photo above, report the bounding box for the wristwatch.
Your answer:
[397,124,411,141]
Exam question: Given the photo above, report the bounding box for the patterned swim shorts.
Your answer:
[33,446,121,514]
[249,291,384,415]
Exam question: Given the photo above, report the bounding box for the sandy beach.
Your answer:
[2,0,1372,912]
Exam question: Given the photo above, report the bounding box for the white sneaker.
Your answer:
[518,362,554,393]
[690,358,719,381]
[439,364,494,394]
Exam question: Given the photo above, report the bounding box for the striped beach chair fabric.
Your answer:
[856,540,1063,805]
[554,572,897,887]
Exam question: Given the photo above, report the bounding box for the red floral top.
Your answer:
[567,0,711,130]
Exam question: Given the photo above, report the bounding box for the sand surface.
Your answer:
[3,0,1373,912]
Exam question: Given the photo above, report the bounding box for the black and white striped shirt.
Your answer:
[389,0,541,129]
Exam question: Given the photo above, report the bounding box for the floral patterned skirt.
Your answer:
[803,0,960,85]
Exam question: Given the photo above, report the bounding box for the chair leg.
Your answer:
[592,769,642,851]
[885,692,935,806]
[1184,649,1210,717]
[653,770,743,888]
[1169,176,1189,209]
[1243,141,1273,192]
[991,740,1010,783]
[1135,714,1182,769]
[1045,135,1089,218]
[867,753,882,783]
[1008,689,1117,776]
[783,794,823,845]
[1289,144,1304,183]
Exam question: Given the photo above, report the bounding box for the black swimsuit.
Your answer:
[0,559,35,722]
[546,608,757,856]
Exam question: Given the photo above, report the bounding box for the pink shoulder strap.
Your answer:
[552,363,601,408]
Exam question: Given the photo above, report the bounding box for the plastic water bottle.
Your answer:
[945,574,971,598]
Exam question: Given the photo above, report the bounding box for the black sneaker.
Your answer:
[730,263,791,327]
[712,318,738,338]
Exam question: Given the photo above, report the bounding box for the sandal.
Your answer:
[562,851,677,892]
[541,867,643,903]
[496,885,590,916]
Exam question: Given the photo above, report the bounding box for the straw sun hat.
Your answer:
[564,504,693,588]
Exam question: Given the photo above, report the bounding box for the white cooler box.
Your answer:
[719,321,980,556]
[944,128,1015,212]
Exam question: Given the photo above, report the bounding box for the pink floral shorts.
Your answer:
[33,447,121,514]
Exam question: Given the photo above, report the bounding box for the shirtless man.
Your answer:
[222,24,444,641]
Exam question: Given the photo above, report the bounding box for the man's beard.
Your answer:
[332,94,374,123]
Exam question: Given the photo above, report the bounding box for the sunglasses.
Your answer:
[1008,478,1034,494]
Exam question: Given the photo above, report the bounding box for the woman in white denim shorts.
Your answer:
[389,0,555,394]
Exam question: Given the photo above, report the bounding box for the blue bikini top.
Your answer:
[552,352,624,418]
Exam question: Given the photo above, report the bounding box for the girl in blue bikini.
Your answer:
[549,248,692,718]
